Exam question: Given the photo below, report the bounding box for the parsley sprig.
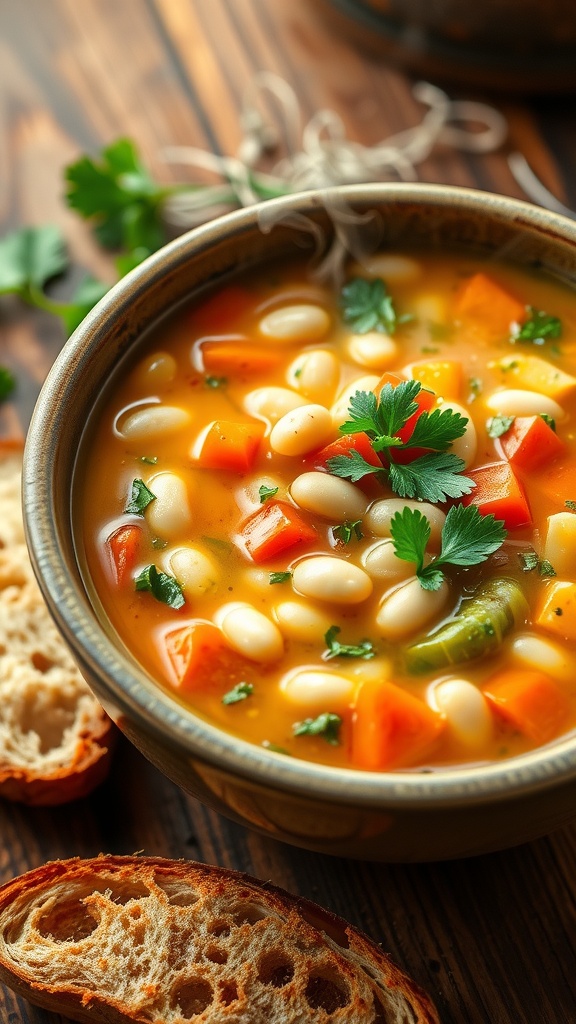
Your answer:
[293,712,342,745]
[323,625,375,660]
[125,478,156,515]
[134,564,185,609]
[327,381,473,503]
[512,307,562,346]
[332,519,363,544]
[222,682,254,705]
[390,504,507,591]
[341,277,401,334]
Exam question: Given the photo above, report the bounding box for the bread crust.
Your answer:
[0,855,439,1024]
[0,443,114,804]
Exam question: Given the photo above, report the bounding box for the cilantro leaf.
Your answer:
[327,450,386,484]
[406,405,468,450]
[539,559,556,577]
[518,549,556,577]
[323,625,376,660]
[487,415,514,439]
[125,478,156,515]
[341,277,399,334]
[566,501,576,513]
[134,564,185,609]
[269,571,292,584]
[513,307,562,346]
[388,452,473,503]
[222,682,253,705]
[332,519,363,544]
[540,413,556,431]
[0,367,16,402]
[0,224,68,295]
[389,507,430,574]
[259,484,279,503]
[293,712,342,745]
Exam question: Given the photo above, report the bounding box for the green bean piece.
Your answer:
[404,578,529,674]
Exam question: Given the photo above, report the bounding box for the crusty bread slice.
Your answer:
[0,442,114,804]
[0,855,439,1024]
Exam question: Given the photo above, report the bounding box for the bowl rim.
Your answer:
[23,181,576,811]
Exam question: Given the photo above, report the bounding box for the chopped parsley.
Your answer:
[205,375,227,388]
[0,367,16,402]
[565,501,576,513]
[540,413,556,431]
[134,564,185,609]
[323,625,376,660]
[222,682,254,705]
[518,550,556,577]
[390,504,507,591]
[512,307,562,346]
[125,478,156,515]
[151,537,168,551]
[332,519,363,544]
[487,415,514,439]
[327,380,473,503]
[293,712,342,745]
[468,377,483,401]
[269,571,292,584]
[259,484,279,503]
[139,455,158,465]
[341,277,403,334]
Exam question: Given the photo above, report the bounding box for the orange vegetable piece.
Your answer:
[107,524,142,585]
[241,500,317,563]
[484,669,570,745]
[534,581,576,642]
[190,285,254,333]
[164,622,245,693]
[197,338,284,375]
[540,456,576,506]
[497,415,565,472]
[409,360,462,401]
[194,420,265,472]
[312,432,382,471]
[455,272,526,338]
[462,461,531,529]
[350,678,444,770]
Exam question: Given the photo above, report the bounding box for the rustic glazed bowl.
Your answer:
[23,184,576,861]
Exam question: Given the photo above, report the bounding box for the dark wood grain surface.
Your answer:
[2,3,576,1022]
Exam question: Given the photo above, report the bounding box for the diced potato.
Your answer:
[404,359,462,400]
[535,581,576,641]
[542,513,576,577]
[489,353,576,401]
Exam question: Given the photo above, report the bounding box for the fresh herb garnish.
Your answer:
[323,625,376,660]
[151,537,168,550]
[540,413,556,431]
[539,559,557,577]
[222,682,254,705]
[259,484,279,503]
[205,375,227,388]
[125,478,156,515]
[262,740,292,755]
[487,415,514,439]
[293,712,342,745]
[518,550,556,577]
[468,377,483,401]
[512,307,562,346]
[0,367,16,402]
[341,277,401,334]
[134,564,185,609]
[139,455,158,465]
[332,519,363,544]
[390,504,507,591]
[566,500,576,513]
[269,571,292,584]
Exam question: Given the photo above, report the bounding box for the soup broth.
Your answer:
[80,252,576,771]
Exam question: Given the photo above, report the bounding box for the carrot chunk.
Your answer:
[409,360,462,400]
[455,272,526,338]
[540,456,576,506]
[190,285,254,333]
[241,501,317,563]
[350,678,444,770]
[483,669,570,745]
[312,432,382,471]
[197,338,284,375]
[194,420,265,472]
[535,581,576,642]
[107,524,142,585]
[462,461,532,529]
[497,415,565,472]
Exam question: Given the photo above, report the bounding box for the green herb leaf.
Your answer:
[259,484,279,503]
[205,375,227,388]
[389,507,430,575]
[406,405,468,450]
[340,380,421,441]
[269,571,292,584]
[539,559,556,577]
[341,277,399,334]
[293,712,342,745]
[468,377,483,401]
[327,450,386,484]
[487,415,515,439]
[332,519,363,544]
[139,455,158,465]
[222,682,254,705]
[540,413,556,432]
[58,275,110,335]
[519,550,539,572]
[388,452,473,503]
[151,537,168,551]
[0,367,16,402]
[125,478,156,515]
[565,500,576,513]
[323,625,376,660]
[0,224,68,295]
[513,307,562,346]
[134,564,185,608]
[262,740,292,755]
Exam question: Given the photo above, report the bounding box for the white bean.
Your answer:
[361,539,415,581]
[164,546,219,596]
[511,633,575,683]
[376,577,449,640]
[485,388,565,421]
[347,332,398,370]
[290,472,367,521]
[287,350,340,405]
[432,678,493,747]
[258,304,330,343]
[330,374,380,430]
[235,474,284,514]
[269,404,334,457]
[542,512,576,577]
[366,499,446,549]
[133,351,177,389]
[243,386,307,424]
[274,600,333,642]
[217,602,284,663]
[349,254,421,283]
[119,405,190,440]
[437,400,477,468]
[280,669,355,709]
[146,472,192,536]
[292,556,373,604]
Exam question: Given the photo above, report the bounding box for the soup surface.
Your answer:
[80,251,576,772]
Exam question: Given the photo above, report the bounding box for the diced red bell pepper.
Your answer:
[193,420,266,472]
[312,431,382,471]
[164,621,245,693]
[496,415,565,472]
[462,461,532,529]
[240,500,317,562]
[107,524,142,585]
[350,678,444,770]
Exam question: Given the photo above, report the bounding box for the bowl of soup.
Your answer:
[23,183,576,860]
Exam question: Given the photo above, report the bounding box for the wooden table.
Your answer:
[2,3,576,1022]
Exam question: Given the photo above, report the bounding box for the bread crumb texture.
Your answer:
[0,857,439,1024]
[0,447,113,803]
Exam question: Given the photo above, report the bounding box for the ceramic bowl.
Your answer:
[23,183,576,861]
